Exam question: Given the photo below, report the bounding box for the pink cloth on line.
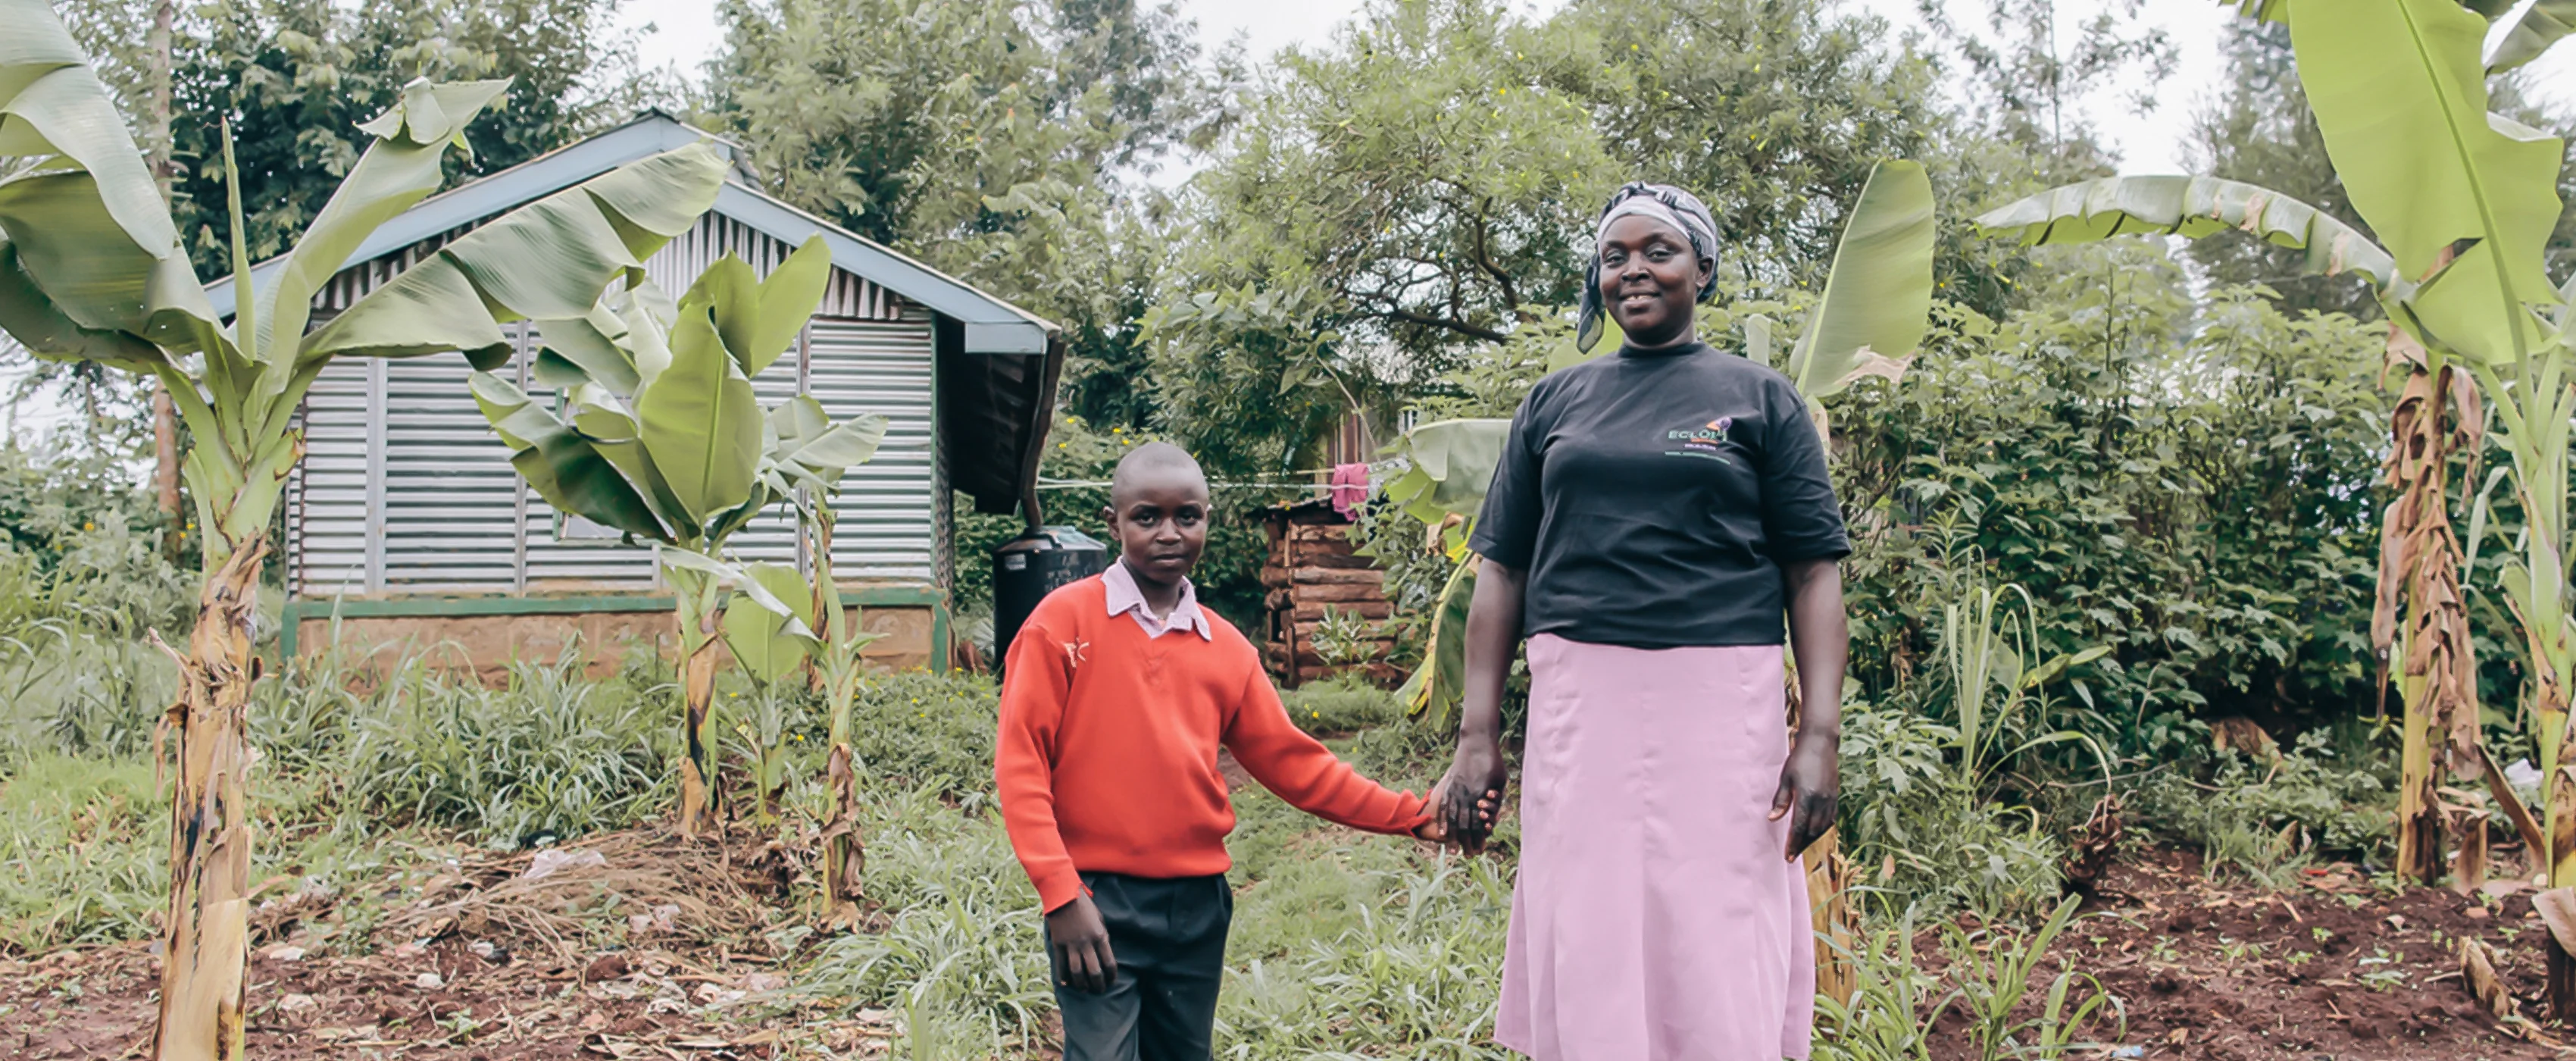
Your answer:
[1497,634,1815,1061]
[1327,462,1371,521]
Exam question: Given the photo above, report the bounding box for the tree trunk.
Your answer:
[2393,664,2445,883]
[671,567,724,837]
[677,634,721,837]
[1803,828,1855,1007]
[151,535,266,1061]
[821,741,864,922]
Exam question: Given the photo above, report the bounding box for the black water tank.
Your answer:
[992,526,1109,671]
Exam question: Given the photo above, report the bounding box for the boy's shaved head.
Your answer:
[1104,442,1212,594]
[1110,442,1209,505]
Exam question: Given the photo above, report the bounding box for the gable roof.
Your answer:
[202,111,1055,355]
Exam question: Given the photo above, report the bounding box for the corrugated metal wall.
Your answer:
[289,211,939,598]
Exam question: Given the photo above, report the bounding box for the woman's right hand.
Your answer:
[1443,732,1508,853]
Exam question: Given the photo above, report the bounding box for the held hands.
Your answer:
[1436,731,1508,853]
[1768,731,1839,861]
[1046,894,1117,994]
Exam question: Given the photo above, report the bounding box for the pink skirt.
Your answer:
[1496,635,1815,1061]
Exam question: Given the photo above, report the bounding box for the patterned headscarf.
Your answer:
[1575,183,1721,352]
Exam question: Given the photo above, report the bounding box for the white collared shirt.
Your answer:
[1101,559,1212,640]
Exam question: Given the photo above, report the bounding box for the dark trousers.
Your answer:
[1049,872,1233,1061]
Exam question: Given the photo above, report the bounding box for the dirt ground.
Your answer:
[3,834,2565,1059]
[2037,849,2560,1059]
[0,829,890,1060]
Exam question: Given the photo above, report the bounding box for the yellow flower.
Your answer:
[82,522,95,531]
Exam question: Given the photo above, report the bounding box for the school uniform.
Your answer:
[996,562,1432,1061]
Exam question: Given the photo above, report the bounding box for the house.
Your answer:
[205,113,1063,676]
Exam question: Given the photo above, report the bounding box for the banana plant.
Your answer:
[802,501,886,919]
[2025,0,2571,1000]
[0,5,729,1056]
[711,441,888,916]
[720,560,822,828]
[467,236,888,836]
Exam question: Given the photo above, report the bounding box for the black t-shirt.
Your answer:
[1466,341,1849,649]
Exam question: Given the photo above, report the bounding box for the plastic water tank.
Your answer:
[991,526,1108,671]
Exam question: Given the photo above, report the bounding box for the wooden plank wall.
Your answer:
[1261,509,1399,687]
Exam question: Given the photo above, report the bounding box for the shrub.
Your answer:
[2129,725,2394,882]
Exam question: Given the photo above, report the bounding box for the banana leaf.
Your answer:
[468,370,674,541]
[254,79,510,364]
[1787,160,1935,408]
[299,141,728,369]
[1973,174,2398,291]
[1399,552,1480,732]
[2292,0,2565,363]
[2488,0,2576,73]
[636,304,764,526]
[1380,418,1512,529]
[680,235,833,377]
[722,561,820,685]
[0,2,224,361]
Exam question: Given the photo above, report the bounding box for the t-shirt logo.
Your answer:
[1663,416,1737,464]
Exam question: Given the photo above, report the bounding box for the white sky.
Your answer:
[6,0,2572,438]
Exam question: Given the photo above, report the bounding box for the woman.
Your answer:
[1440,183,1849,1061]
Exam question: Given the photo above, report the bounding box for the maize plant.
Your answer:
[1383,160,1937,1005]
[467,237,886,837]
[0,5,731,1054]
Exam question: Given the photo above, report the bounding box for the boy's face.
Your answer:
[1102,467,1211,587]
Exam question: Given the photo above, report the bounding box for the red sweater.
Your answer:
[995,575,1430,911]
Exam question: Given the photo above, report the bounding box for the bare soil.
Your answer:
[0,828,889,1060]
[6,833,2568,1059]
[2028,848,2562,1059]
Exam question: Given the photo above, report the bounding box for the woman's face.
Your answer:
[1597,214,1708,348]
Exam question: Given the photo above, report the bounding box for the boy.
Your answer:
[995,442,1448,1060]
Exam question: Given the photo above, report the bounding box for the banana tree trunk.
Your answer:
[671,565,724,837]
[1803,828,1855,1006]
[808,512,865,919]
[821,740,865,920]
[2378,349,2487,888]
[151,533,267,1061]
[2393,658,2444,881]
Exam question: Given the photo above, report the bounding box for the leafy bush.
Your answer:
[1838,697,2068,920]
[2129,725,2394,882]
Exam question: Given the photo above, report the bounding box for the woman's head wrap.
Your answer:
[1575,183,1721,352]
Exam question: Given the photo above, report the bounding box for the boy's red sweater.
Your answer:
[995,575,1430,912]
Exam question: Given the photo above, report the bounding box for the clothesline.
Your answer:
[1033,478,1341,491]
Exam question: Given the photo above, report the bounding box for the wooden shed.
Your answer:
[1258,498,1399,688]
[202,113,1064,677]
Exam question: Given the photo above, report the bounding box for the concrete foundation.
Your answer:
[285,591,946,685]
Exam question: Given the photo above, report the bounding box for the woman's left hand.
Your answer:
[1768,733,1838,862]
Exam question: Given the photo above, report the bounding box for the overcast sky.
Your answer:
[612,0,2574,175]
[5,0,2571,438]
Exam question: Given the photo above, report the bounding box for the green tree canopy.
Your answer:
[164,0,655,277]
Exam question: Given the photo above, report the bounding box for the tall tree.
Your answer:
[709,0,1221,468]
[1148,0,1614,476]
[167,0,655,277]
